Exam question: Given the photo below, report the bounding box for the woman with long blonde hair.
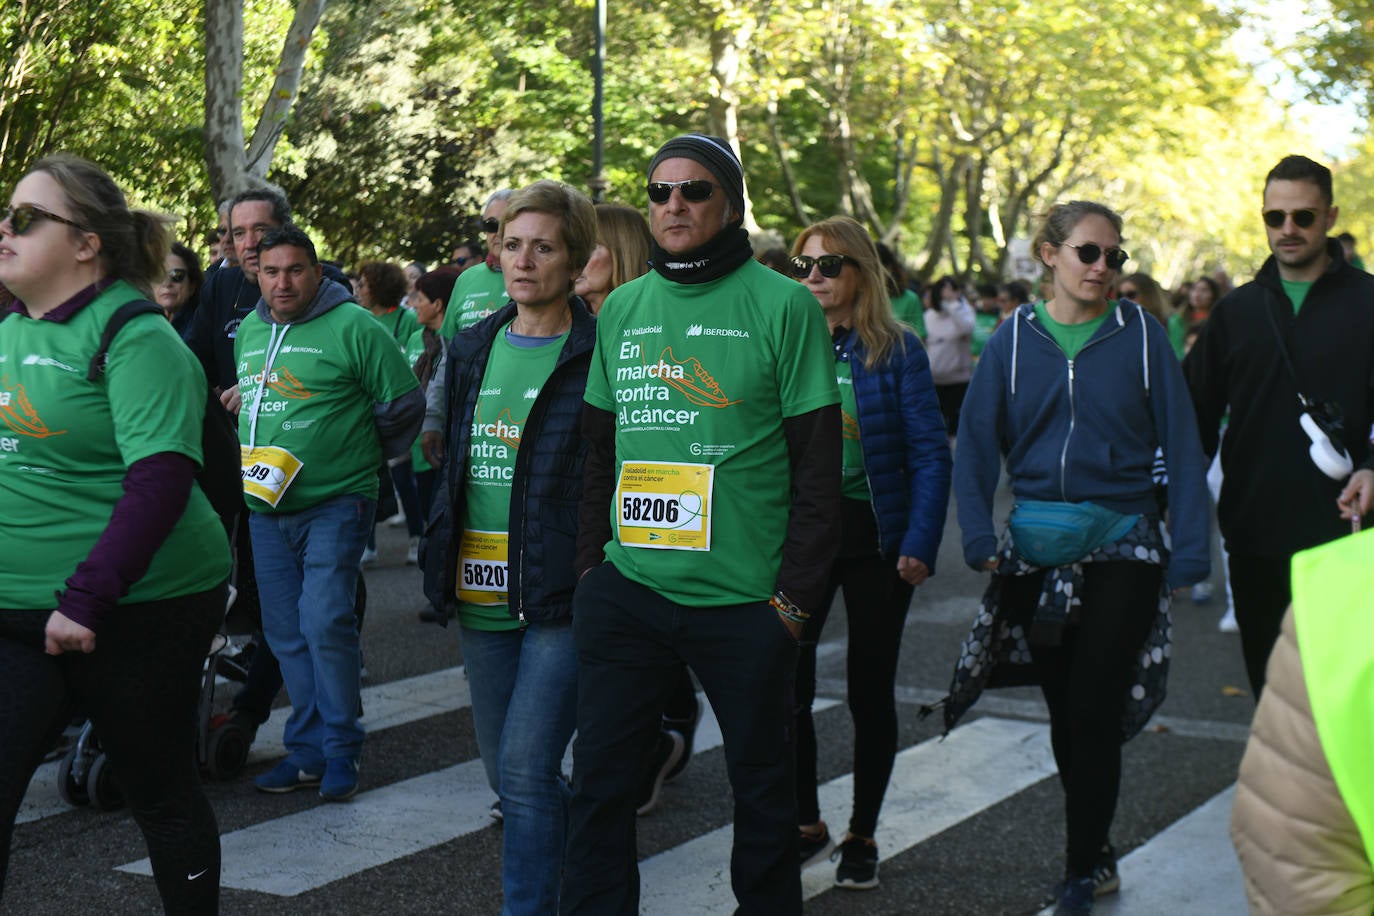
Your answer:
[787,216,951,889]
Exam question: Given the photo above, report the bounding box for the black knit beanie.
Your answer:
[647,134,746,222]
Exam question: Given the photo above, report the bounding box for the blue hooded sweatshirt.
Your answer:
[954,300,1210,589]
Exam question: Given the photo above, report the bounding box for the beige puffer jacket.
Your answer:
[1230,608,1374,915]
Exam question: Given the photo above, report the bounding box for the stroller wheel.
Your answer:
[88,753,125,812]
[57,747,90,807]
[207,720,251,780]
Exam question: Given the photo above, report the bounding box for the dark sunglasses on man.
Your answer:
[1262,208,1319,229]
[481,217,501,234]
[646,179,719,204]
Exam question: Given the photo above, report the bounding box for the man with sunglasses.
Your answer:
[561,134,841,915]
[1185,154,1374,697]
[438,189,512,340]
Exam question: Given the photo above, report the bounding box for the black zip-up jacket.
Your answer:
[420,298,594,623]
[1184,240,1374,556]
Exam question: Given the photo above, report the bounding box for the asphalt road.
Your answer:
[4,488,1257,915]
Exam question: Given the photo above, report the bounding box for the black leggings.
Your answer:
[794,551,914,838]
[1000,562,1161,876]
[0,585,225,914]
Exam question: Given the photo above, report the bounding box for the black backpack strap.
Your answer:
[87,300,164,380]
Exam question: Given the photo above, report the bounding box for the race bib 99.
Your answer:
[240,445,304,508]
[616,461,713,551]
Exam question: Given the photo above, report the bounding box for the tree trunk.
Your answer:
[245,0,328,181]
[705,2,760,235]
[204,0,247,203]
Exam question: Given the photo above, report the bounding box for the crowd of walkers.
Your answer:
[0,140,1371,916]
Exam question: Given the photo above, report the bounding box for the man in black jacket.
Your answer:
[560,135,841,916]
[1185,154,1374,696]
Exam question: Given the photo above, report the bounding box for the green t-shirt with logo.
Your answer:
[1282,278,1314,314]
[1034,301,1110,359]
[439,263,508,340]
[584,260,840,607]
[235,300,420,514]
[0,280,231,610]
[404,327,431,474]
[456,326,568,631]
[836,357,869,501]
[372,305,420,349]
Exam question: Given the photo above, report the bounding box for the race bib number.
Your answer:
[240,445,304,508]
[457,529,509,605]
[616,461,713,551]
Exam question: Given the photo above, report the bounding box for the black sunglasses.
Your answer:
[1062,242,1129,270]
[1262,208,1319,229]
[790,254,857,279]
[1118,287,1140,299]
[646,179,717,204]
[481,217,501,234]
[163,268,188,284]
[2,203,89,236]
[453,255,471,266]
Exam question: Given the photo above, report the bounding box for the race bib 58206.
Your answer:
[615,460,713,551]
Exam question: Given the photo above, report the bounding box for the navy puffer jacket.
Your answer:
[421,298,594,623]
[840,327,952,569]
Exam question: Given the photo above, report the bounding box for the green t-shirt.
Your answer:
[0,281,231,610]
[404,327,431,473]
[836,356,869,501]
[438,263,509,340]
[456,326,568,631]
[371,305,420,349]
[891,289,926,339]
[584,260,840,606]
[1034,301,1111,359]
[1281,278,1314,314]
[235,300,420,514]
[971,311,999,359]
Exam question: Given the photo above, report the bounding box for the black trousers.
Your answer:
[1000,562,1160,877]
[562,563,800,915]
[1226,553,1293,698]
[794,550,913,838]
[0,585,225,914]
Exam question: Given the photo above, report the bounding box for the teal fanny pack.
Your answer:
[1008,500,1139,568]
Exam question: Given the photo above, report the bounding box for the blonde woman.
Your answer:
[788,216,951,889]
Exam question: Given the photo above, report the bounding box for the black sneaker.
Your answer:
[799,821,833,869]
[635,731,685,816]
[1053,876,1095,915]
[1042,846,1119,905]
[833,836,879,890]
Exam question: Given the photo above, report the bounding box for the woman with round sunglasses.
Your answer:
[0,154,231,912]
[787,217,951,890]
[423,180,597,914]
[950,200,1210,915]
[155,241,204,338]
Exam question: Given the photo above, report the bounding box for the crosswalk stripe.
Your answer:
[115,691,842,893]
[17,666,472,826]
[638,716,1057,912]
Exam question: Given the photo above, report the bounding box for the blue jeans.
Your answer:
[249,495,374,766]
[461,620,578,916]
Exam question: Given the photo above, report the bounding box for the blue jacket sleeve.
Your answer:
[896,337,952,568]
[954,332,1008,570]
[1149,321,1212,588]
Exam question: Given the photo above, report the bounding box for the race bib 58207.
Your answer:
[457,529,509,605]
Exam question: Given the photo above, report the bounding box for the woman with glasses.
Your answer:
[423,180,596,914]
[155,241,204,337]
[787,217,951,890]
[950,201,1210,915]
[1115,272,1169,328]
[0,154,231,912]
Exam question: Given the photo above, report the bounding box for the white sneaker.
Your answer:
[1218,608,1239,633]
[405,538,419,565]
[1190,581,1214,604]
[384,512,407,528]
[360,547,378,568]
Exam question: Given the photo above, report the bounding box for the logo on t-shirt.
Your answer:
[685,324,750,339]
[523,388,539,399]
[0,378,67,439]
[245,366,315,400]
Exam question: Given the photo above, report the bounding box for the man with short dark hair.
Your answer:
[560,134,841,915]
[234,227,423,800]
[1185,154,1374,696]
